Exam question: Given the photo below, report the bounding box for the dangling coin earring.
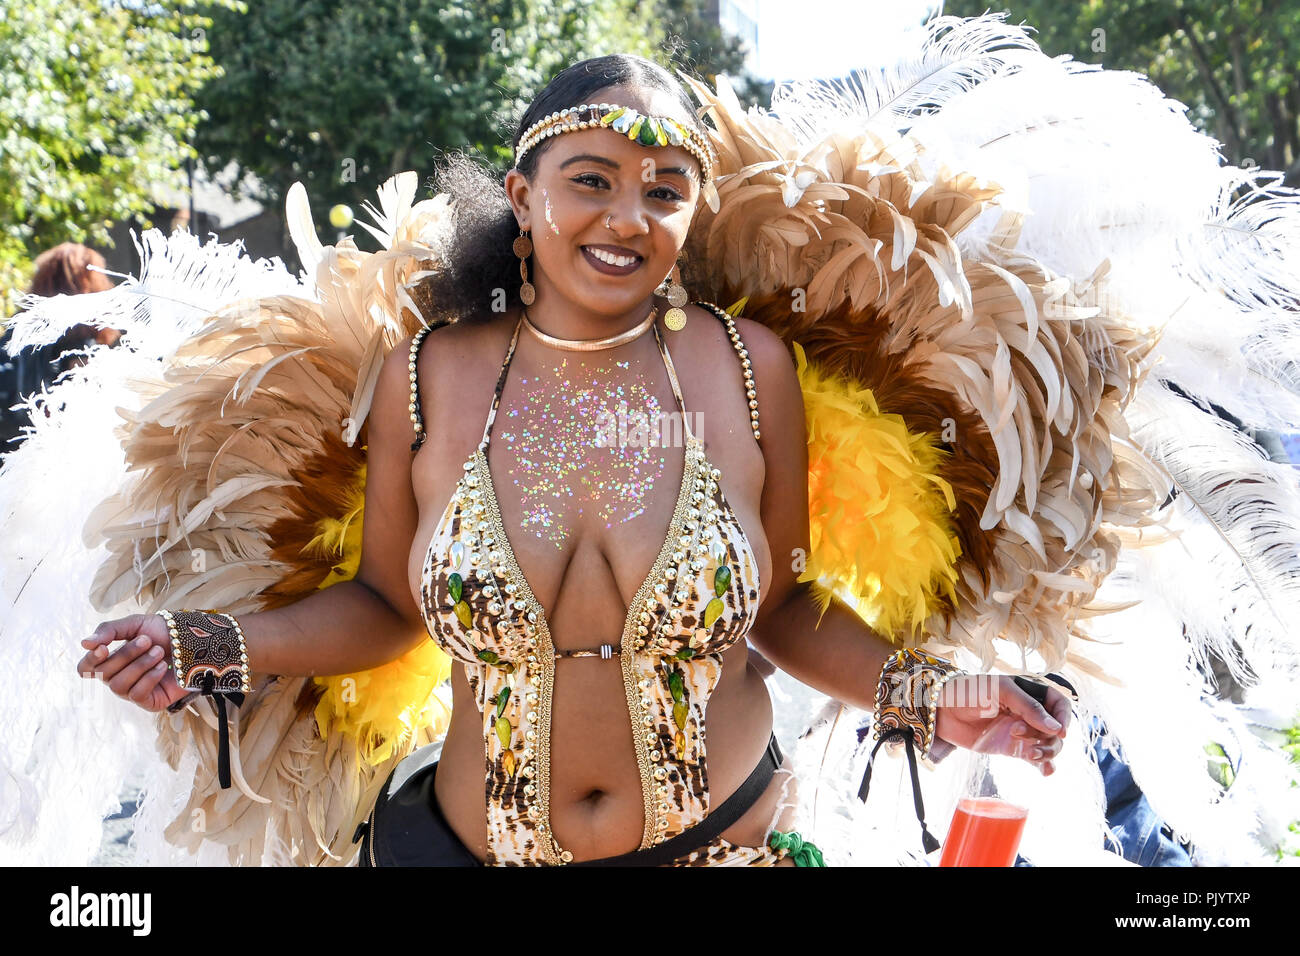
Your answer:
[514,228,535,305]
[662,260,688,331]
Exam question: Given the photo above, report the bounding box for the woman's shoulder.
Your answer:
[373,312,517,440]
[683,303,804,456]
[410,309,515,348]
[399,311,517,376]
[685,302,797,389]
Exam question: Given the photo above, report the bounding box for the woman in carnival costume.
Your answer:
[3,14,1298,866]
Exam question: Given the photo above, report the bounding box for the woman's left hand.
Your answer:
[933,675,1072,775]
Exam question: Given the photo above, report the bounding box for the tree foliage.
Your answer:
[0,0,235,317]
[658,0,774,108]
[191,0,769,247]
[944,0,1300,181]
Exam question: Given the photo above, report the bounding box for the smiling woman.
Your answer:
[393,55,819,865]
[415,58,711,338]
[67,41,1082,870]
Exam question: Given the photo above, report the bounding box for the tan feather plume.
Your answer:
[82,173,455,864]
[681,72,1168,674]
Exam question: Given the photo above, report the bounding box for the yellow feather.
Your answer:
[793,342,962,640]
[305,466,452,765]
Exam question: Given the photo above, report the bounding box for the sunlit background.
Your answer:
[717,0,940,81]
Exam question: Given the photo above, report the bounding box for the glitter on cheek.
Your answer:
[542,187,561,237]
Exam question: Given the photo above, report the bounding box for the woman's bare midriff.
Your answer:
[414,307,792,864]
[434,639,797,863]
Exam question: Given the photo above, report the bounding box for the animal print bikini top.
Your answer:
[411,302,763,865]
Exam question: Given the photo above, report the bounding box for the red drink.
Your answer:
[939,796,1028,867]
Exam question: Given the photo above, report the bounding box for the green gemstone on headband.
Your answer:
[673,701,688,731]
[638,117,661,146]
[448,572,463,603]
[477,648,500,665]
[713,565,731,596]
[675,647,695,660]
[601,106,628,128]
[495,716,512,749]
[495,686,511,718]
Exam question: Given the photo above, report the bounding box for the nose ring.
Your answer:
[605,214,614,231]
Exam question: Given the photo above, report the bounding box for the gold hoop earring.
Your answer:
[513,228,535,305]
[659,259,688,330]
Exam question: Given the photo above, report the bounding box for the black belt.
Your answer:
[568,733,784,867]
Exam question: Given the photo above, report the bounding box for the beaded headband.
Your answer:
[514,102,717,184]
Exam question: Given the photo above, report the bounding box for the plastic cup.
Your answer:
[939,795,1028,867]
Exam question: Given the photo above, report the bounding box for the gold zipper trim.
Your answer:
[619,435,705,849]
[471,449,563,865]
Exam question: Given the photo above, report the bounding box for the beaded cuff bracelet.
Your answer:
[872,648,964,760]
[159,609,251,694]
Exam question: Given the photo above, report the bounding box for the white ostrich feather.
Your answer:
[768,14,1043,144]
[0,234,302,865]
[1124,384,1300,685]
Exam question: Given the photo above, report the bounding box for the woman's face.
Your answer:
[505,86,703,320]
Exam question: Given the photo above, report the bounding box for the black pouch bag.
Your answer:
[354,742,480,867]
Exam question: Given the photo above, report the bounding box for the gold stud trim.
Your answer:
[618,435,706,849]
[409,326,433,447]
[695,302,760,442]
[470,448,564,865]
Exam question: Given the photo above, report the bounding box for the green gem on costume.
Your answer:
[637,117,661,146]
[713,565,731,596]
[702,597,724,629]
[454,600,472,630]
[673,701,689,731]
[668,668,685,703]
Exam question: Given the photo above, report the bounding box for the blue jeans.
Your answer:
[1092,717,1193,866]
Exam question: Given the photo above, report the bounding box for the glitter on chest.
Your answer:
[496,358,668,545]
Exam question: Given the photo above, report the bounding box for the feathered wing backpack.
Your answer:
[1,174,457,865]
[674,14,1300,863]
[2,12,1298,866]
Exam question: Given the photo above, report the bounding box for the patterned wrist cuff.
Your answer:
[159,609,251,693]
[872,648,964,760]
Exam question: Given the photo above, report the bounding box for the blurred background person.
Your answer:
[0,242,120,453]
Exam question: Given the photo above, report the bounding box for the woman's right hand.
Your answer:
[77,614,190,713]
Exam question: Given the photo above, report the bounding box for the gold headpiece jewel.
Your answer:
[515,102,718,187]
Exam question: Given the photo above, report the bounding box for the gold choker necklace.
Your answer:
[521,307,657,352]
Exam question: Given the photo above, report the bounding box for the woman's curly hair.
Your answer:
[413,54,708,326]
